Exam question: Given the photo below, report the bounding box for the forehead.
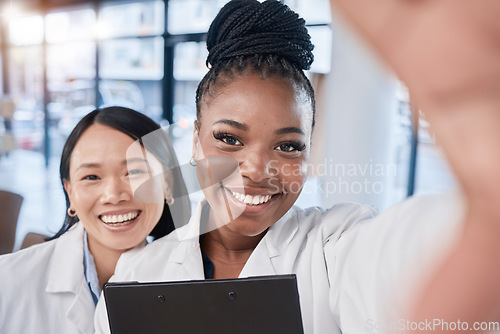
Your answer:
[203,74,313,130]
[70,124,163,171]
[73,123,133,152]
[70,124,134,167]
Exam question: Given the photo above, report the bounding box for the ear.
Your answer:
[163,171,175,199]
[192,120,200,158]
[63,179,74,204]
[63,179,72,196]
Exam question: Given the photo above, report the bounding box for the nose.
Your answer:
[99,177,131,204]
[238,147,275,183]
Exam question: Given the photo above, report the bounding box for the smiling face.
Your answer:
[64,123,166,255]
[193,73,313,237]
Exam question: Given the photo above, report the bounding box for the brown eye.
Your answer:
[213,131,243,146]
[277,143,295,152]
[222,136,241,145]
[275,141,306,153]
[127,169,146,176]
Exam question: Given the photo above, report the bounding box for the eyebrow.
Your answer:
[75,162,101,172]
[75,158,149,172]
[214,119,305,136]
[126,157,150,165]
[275,127,305,136]
[213,119,248,131]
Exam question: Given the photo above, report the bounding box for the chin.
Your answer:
[224,218,271,237]
[109,237,141,252]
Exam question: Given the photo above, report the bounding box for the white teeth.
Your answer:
[244,195,252,204]
[229,190,274,206]
[101,211,139,224]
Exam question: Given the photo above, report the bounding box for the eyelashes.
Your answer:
[213,131,243,146]
[79,168,148,182]
[275,141,306,152]
[212,130,306,153]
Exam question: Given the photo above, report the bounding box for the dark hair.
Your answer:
[50,106,190,240]
[195,0,316,127]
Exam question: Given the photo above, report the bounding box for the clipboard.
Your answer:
[104,274,304,334]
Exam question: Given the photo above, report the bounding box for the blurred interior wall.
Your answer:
[313,12,399,210]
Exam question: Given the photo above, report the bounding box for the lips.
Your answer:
[100,210,140,225]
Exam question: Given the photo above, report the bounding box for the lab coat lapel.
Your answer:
[239,239,277,277]
[239,210,298,277]
[168,199,300,279]
[66,280,95,333]
[45,223,94,333]
[161,200,206,281]
[164,238,205,281]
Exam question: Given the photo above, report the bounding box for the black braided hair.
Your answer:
[196,0,316,127]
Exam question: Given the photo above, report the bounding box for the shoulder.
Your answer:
[278,202,378,243]
[0,224,89,333]
[0,224,84,282]
[329,190,464,259]
[0,237,59,313]
[343,190,463,245]
[300,202,377,225]
[292,202,377,221]
[327,191,464,328]
[0,237,58,273]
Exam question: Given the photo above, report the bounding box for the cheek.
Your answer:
[140,203,166,236]
[278,160,308,195]
[143,203,165,226]
[69,186,98,212]
[131,176,165,204]
[197,131,222,159]
[196,143,205,159]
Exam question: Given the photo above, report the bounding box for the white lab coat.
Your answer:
[0,223,95,334]
[95,192,463,334]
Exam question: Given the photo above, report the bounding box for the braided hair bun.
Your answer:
[196,0,316,127]
[206,0,314,71]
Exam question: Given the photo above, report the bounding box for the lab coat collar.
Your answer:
[166,198,206,264]
[152,200,205,280]
[65,280,95,333]
[45,223,95,333]
[46,223,85,294]
[240,208,298,277]
[265,207,298,258]
[166,199,299,277]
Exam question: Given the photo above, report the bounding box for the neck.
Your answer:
[201,210,267,279]
[204,208,266,253]
[87,237,126,289]
[202,228,263,259]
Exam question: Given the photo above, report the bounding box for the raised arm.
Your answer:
[329,0,500,330]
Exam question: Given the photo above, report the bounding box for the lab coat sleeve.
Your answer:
[326,191,464,334]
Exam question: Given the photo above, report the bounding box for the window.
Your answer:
[167,0,227,35]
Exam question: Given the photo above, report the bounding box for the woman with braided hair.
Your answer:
[95,1,463,333]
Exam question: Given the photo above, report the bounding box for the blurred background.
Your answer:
[0,0,456,251]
